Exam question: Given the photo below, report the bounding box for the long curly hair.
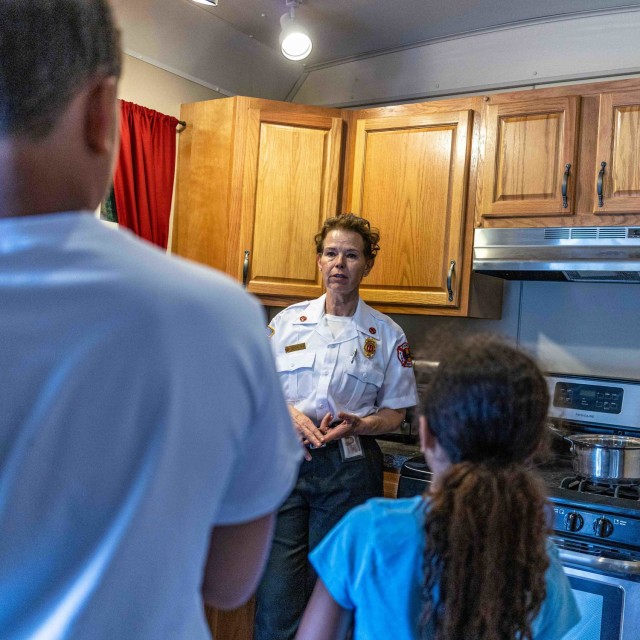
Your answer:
[420,335,550,640]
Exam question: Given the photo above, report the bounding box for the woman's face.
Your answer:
[317,229,373,297]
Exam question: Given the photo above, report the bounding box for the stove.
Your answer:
[543,373,640,560]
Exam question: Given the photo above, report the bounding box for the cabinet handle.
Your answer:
[242,250,250,288]
[597,161,607,208]
[447,260,456,302]
[561,163,571,209]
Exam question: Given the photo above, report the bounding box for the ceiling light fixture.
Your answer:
[280,0,312,61]
[191,0,218,6]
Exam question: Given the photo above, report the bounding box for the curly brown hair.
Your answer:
[420,335,550,640]
[314,213,380,260]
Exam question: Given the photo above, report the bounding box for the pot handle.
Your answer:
[548,424,571,441]
[547,424,576,452]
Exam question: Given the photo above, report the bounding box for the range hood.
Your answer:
[473,227,640,283]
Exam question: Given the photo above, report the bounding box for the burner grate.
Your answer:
[560,476,640,500]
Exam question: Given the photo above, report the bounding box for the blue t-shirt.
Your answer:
[310,496,580,640]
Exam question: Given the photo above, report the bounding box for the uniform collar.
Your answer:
[352,298,381,340]
[292,295,326,325]
[292,295,381,341]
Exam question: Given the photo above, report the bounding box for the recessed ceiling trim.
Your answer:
[303,68,640,110]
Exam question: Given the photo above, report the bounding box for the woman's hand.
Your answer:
[321,412,360,443]
[323,408,406,443]
[289,406,329,460]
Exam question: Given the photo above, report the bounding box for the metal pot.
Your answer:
[566,434,640,482]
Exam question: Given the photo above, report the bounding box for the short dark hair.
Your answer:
[0,0,122,139]
[314,213,380,260]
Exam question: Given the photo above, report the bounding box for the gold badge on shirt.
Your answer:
[284,342,306,353]
[363,337,377,359]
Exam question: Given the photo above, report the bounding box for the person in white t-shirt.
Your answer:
[255,213,418,640]
[0,2,302,638]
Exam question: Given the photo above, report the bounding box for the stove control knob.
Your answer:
[593,517,614,538]
[564,512,584,532]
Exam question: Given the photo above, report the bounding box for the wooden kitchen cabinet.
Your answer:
[172,96,343,306]
[343,99,503,317]
[174,95,502,317]
[594,89,640,214]
[476,78,640,228]
[383,469,400,498]
[204,599,254,640]
[478,96,580,218]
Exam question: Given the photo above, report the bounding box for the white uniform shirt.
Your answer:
[269,295,418,424]
[0,213,302,639]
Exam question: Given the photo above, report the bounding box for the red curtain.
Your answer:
[113,101,179,249]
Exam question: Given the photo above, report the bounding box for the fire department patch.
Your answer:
[397,342,413,368]
[363,337,377,359]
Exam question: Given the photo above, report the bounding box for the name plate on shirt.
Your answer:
[284,342,306,353]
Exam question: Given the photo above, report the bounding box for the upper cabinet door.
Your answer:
[594,90,640,214]
[346,110,473,309]
[479,96,580,218]
[234,105,343,300]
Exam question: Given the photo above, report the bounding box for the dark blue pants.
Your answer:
[254,437,383,640]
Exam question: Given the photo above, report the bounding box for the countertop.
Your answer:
[376,439,421,472]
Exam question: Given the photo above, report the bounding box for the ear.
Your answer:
[317,253,323,270]
[363,257,374,277]
[84,76,119,155]
[420,416,452,479]
[419,415,435,453]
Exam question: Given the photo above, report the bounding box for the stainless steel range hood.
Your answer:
[473,227,640,283]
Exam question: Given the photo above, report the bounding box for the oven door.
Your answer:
[559,549,640,640]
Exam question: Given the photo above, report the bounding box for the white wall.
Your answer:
[294,8,640,107]
[393,280,640,380]
[118,53,224,117]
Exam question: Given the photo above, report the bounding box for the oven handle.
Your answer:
[559,548,640,577]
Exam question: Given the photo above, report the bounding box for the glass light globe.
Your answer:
[281,31,312,60]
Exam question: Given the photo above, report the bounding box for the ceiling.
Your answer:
[192,0,640,67]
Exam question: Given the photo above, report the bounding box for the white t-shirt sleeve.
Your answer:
[214,309,303,526]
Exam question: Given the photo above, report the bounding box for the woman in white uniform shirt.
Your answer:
[255,213,418,640]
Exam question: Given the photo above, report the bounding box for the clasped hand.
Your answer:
[288,406,362,460]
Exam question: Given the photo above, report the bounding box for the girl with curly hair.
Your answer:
[297,335,580,640]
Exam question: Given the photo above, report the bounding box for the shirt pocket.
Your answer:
[338,360,385,413]
[275,351,316,402]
